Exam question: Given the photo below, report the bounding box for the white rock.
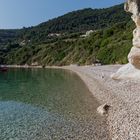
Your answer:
[112,0,140,80]
[132,15,140,27]
[133,28,140,47]
[124,0,139,15]
[111,63,140,80]
[97,104,110,116]
[128,47,140,69]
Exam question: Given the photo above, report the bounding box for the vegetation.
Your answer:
[0,4,135,66]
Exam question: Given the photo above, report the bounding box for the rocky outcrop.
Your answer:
[112,0,140,79]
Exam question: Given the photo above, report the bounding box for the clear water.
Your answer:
[0,68,108,140]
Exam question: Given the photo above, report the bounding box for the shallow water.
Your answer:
[0,68,108,140]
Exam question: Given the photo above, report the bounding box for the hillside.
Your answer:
[38,4,130,33]
[17,4,131,44]
[0,4,134,65]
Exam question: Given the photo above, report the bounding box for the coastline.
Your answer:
[5,64,140,139]
[5,65,43,69]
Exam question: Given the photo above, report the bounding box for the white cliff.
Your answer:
[112,0,140,80]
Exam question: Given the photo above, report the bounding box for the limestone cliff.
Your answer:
[112,0,140,79]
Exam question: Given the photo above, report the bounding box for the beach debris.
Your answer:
[97,104,110,116]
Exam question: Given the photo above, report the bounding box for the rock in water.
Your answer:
[112,0,140,80]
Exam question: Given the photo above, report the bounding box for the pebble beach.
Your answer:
[59,65,140,140]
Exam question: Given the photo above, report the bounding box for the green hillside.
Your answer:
[0,4,134,66]
[16,4,131,44]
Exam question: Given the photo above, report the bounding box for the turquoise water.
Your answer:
[0,68,108,140]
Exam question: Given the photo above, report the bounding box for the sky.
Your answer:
[0,0,125,29]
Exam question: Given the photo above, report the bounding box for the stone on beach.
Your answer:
[97,104,110,116]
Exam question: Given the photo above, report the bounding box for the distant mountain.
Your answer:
[0,3,134,65]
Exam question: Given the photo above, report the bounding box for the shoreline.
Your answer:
[48,65,140,139]
[5,65,43,69]
[64,65,140,139]
[4,64,140,139]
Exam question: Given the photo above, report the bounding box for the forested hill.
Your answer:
[0,3,134,65]
[0,4,130,44]
[37,4,130,33]
[19,4,131,43]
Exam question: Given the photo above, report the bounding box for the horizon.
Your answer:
[0,0,124,29]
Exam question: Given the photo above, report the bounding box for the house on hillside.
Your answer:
[80,30,94,38]
[48,33,61,37]
[92,59,102,66]
[20,40,31,46]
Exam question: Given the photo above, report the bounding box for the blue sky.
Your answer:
[0,0,125,29]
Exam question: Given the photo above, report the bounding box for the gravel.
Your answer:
[63,65,140,140]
